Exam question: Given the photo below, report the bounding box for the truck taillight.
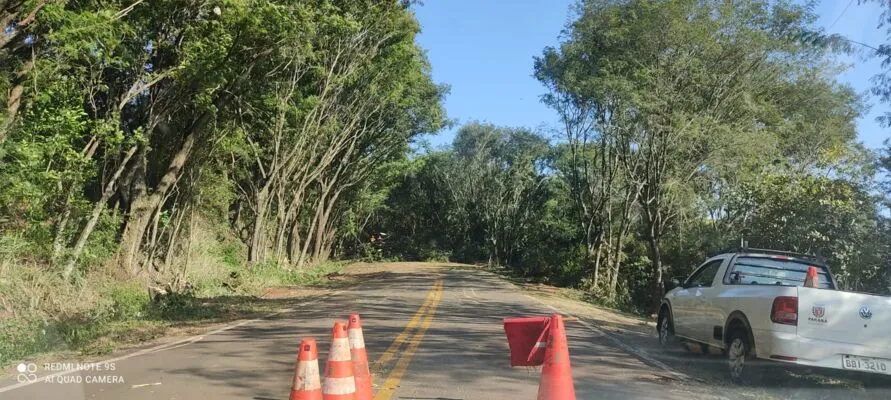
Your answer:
[771,296,798,325]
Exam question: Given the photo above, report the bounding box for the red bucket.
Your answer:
[503,316,550,367]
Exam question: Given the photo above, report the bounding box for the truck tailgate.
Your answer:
[797,287,891,353]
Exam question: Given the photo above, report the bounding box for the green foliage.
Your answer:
[237,260,345,291]
[219,243,242,270]
[880,141,891,209]
[738,174,888,293]
[370,123,551,267]
[78,211,124,269]
[420,248,451,263]
[148,292,206,321]
[525,0,885,309]
[0,318,59,366]
[96,283,149,321]
[859,0,891,126]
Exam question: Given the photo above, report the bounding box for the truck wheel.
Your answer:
[657,308,675,346]
[727,329,762,385]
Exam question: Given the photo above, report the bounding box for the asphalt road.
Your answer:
[0,264,718,400]
[8,263,891,400]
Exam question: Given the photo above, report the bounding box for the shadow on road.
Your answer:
[155,268,713,399]
[44,264,889,400]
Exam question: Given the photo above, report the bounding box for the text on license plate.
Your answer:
[842,355,890,374]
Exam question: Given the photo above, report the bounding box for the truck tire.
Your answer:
[657,307,676,347]
[727,328,763,385]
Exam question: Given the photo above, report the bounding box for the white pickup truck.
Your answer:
[658,249,891,384]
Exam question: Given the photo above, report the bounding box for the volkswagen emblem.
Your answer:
[859,305,872,320]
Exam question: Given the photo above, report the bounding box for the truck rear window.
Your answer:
[727,256,835,289]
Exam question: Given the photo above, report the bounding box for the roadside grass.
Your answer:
[0,227,352,368]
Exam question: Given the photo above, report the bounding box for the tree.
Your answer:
[0,0,445,287]
[535,66,637,294]
[373,123,553,270]
[879,140,891,211]
[227,0,446,268]
[534,0,863,308]
[737,174,889,293]
[859,0,891,126]
[445,123,550,267]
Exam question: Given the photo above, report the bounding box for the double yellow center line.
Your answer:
[372,278,444,400]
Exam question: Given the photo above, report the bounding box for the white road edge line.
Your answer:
[0,289,345,393]
[522,293,689,381]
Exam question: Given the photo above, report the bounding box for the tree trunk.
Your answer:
[315,226,335,264]
[64,146,138,280]
[272,191,288,264]
[311,195,330,263]
[602,244,613,291]
[248,187,269,266]
[163,206,188,272]
[609,253,621,297]
[0,57,33,144]
[118,124,199,275]
[281,184,308,266]
[273,214,288,264]
[175,208,198,290]
[118,193,156,274]
[53,134,105,263]
[646,231,664,314]
[296,190,326,269]
[313,188,342,262]
[592,239,603,288]
[288,218,302,267]
[142,197,169,272]
[51,190,74,261]
[609,230,624,297]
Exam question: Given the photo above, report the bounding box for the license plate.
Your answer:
[842,355,891,374]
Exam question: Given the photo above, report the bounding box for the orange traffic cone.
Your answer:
[537,314,575,400]
[804,266,818,288]
[290,338,323,400]
[348,313,373,400]
[323,321,356,400]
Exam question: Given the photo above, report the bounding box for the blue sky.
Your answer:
[412,0,889,150]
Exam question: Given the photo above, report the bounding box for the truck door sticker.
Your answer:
[809,304,828,324]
